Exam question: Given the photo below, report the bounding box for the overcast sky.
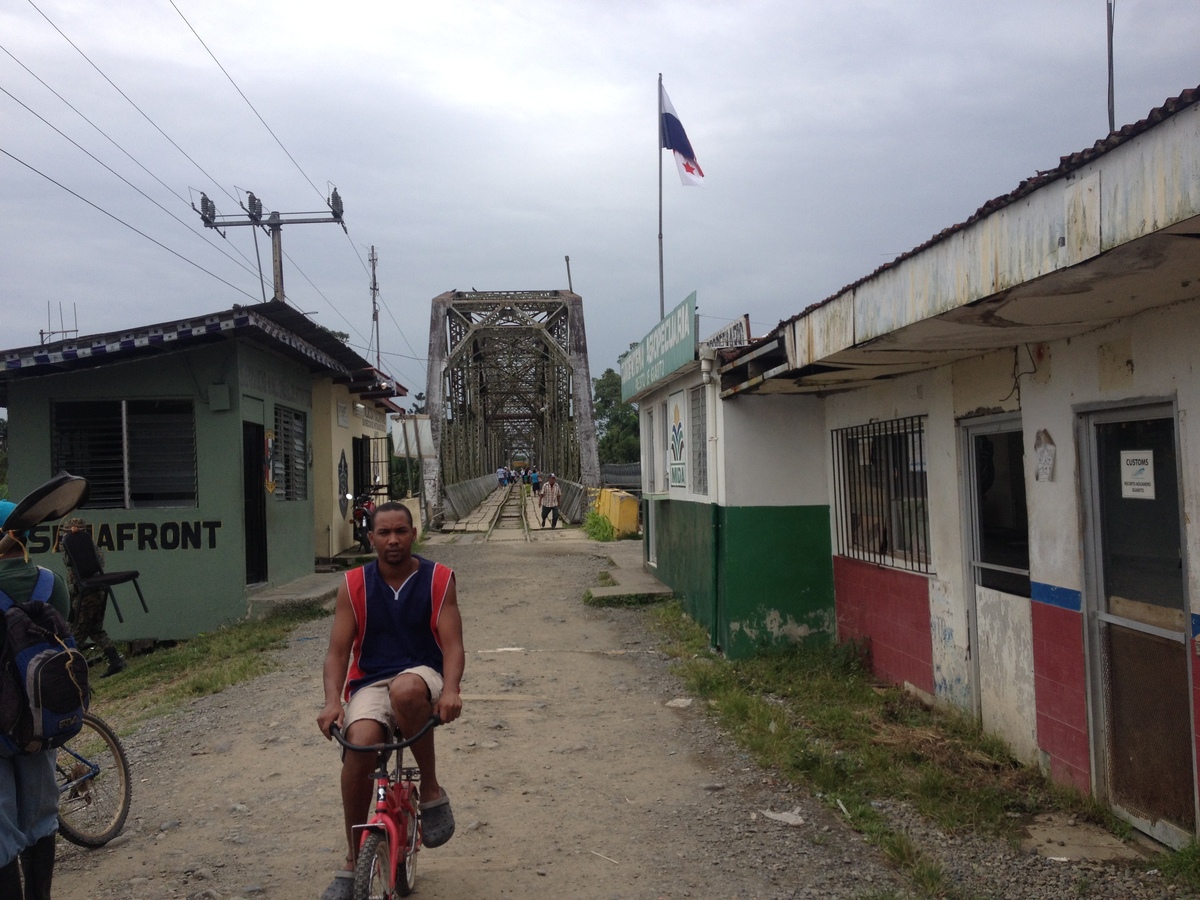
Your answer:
[3,0,1199,407]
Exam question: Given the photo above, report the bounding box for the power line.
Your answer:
[164,0,420,389]
[26,0,238,205]
[0,84,261,282]
[165,2,390,366]
[0,42,263,277]
[168,0,328,207]
[378,291,424,362]
[1,147,257,301]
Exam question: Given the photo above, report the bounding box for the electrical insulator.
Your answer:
[200,193,215,225]
[248,192,263,221]
[330,188,344,220]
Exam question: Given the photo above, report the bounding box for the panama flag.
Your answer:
[660,83,704,186]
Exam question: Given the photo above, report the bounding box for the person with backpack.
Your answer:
[0,499,70,900]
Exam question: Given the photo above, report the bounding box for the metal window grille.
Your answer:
[690,386,708,495]
[52,401,125,507]
[52,400,197,509]
[128,400,197,507]
[274,406,308,501]
[831,416,931,573]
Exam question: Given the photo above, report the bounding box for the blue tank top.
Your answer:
[343,557,452,700]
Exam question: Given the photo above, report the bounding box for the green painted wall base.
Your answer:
[645,498,835,659]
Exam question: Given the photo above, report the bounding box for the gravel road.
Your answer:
[50,537,1189,899]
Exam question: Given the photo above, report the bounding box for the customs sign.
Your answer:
[620,293,696,402]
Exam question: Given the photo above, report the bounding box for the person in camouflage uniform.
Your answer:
[60,517,126,677]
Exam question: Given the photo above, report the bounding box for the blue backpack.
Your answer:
[0,567,90,754]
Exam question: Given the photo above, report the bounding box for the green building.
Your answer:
[0,301,403,640]
[622,295,835,658]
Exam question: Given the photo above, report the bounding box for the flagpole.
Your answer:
[657,73,665,321]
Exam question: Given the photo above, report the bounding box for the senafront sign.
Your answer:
[621,293,696,402]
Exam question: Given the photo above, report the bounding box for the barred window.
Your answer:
[274,405,308,501]
[831,416,930,573]
[690,386,707,495]
[52,399,197,509]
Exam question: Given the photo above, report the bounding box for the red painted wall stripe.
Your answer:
[1030,600,1090,793]
[834,556,933,695]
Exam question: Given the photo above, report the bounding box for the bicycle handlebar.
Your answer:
[329,714,441,752]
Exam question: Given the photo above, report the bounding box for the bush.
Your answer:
[584,510,616,541]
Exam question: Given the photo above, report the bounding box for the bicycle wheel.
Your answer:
[56,712,131,848]
[353,831,395,900]
[397,804,417,897]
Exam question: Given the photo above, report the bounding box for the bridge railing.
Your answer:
[599,463,641,492]
[557,479,589,524]
[441,474,593,527]
[443,473,502,521]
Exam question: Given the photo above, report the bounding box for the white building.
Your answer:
[636,86,1200,846]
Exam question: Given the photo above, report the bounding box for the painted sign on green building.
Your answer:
[621,293,696,402]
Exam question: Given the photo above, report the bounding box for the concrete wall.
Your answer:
[718,393,826,508]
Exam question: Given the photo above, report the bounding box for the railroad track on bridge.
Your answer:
[485,484,530,541]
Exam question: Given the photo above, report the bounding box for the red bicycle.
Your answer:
[331,716,440,899]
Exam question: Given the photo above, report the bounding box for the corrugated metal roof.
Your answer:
[0,299,407,407]
[781,84,1200,330]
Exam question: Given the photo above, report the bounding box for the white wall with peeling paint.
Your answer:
[717,392,826,508]
[976,586,1038,762]
[1020,297,1200,608]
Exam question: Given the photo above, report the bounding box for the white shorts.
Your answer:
[344,666,444,731]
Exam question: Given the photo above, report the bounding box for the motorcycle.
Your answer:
[347,493,376,553]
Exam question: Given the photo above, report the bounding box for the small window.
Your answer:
[52,399,197,509]
[274,405,308,501]
[967,424,1030,597]
[690,386,707,496]
[831,416,931,573]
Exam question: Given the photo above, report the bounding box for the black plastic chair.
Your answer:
[61,529,149,624]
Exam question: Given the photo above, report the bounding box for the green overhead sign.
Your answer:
[620,293,696,401]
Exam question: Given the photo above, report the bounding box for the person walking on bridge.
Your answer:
[539,473,562,529]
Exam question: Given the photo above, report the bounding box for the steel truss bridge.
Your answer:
[424,290,599,516]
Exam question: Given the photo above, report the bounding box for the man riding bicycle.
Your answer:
[317,502,464,900]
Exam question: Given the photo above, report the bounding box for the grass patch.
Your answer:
[583,510,616,542]
[88,601,329,730]
[1157,840,1200,891]
[596,570,616,587]
[641,602,1143,897]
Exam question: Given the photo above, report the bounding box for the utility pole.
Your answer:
[195,188,347,303]
[369,245,381,369]
[1107,0,1116,134]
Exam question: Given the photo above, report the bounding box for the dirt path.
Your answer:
[52,537,907,900]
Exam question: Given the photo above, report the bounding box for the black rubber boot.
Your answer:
[102,646,127,677]
[0,858,22,899]
[19,834,55,900]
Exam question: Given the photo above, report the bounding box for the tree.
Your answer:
[592,369,639,464]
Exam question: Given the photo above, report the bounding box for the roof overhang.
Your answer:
[0,301,408,408]
[722,88,1200,398]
